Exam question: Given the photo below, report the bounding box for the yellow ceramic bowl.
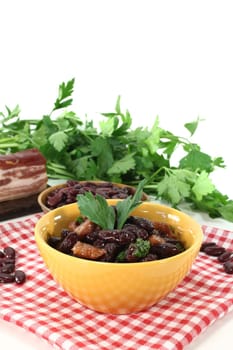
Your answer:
[34,200,203,314]
[38,181,149,213]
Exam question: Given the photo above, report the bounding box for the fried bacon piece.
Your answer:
[153,222,175,237]
[72,241,106,260]
[149,234,165,246]
[68,219,98,240]
[0,148,47,202]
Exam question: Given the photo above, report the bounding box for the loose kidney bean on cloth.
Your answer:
[0,215,233,350]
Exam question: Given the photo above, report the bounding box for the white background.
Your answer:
[0,1,233,349]
[1,0,233,199]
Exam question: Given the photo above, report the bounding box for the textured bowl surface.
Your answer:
[38,181,149,213]
[34,200,203,314]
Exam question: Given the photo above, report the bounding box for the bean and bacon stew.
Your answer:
[47,215,186,263]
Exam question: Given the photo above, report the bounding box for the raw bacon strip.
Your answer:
[0,148,48,202]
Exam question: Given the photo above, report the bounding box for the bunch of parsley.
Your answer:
[0,78,233,222]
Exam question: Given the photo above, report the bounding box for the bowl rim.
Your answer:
[35,200,203,267]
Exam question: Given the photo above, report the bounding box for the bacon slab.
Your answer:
[0,148,48,202]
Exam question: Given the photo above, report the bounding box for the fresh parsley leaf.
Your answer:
[179,150,214,173]
[116,250,126,262]
[77,192,116,229]
[184,116,204,136]
[190,190,231,220]
[191,170,215,201]
[212,157,225,168]
[72,156,97,180]
[159,139,178,158]
[113,109,132,136]
[76,179,146,230]
[116,179,147,229]
[115,95,121,115]
[90,138,114,177]
[49,131,68,152]
[2,105,21,121]
[107,153,136,176]
[144,117,161,154]
[131,238,150,258]
[157,169,193,205]
[99,117,116,136]
[101,96,132,136]
[53,78,75,111]
[218,201,233,222]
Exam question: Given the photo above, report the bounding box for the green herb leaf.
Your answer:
[190,190,231,220]
[131,238,150,258]
[179,150,214,173]
[218,201,233,222]
[99,117,116,136]
[184,116,204,136]
[107,153,136,176]
[116,179,147,229]
[49,131,68,152]
[53,78,75,111]
[191,170,215,201]
[115,95,121,115]
[116,250,126,262]
[76,179,146,230]
[1,105,21,121]
[144,117,161,154]
[77,192,116,229]
[157,169,193,205]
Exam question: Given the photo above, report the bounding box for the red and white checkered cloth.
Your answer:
[0,214,233,350]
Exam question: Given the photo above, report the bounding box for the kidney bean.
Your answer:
[0,272,15,283]
[223,261,233,274]
[100,243,120,262]
[0,258,15,267]
[150,242,181,259]
[98,229,136,244]
[58,232,79,254]
[123,224,149,240]
[126,216,155,233]
[200,241,216,252]
[93,239,105,248]
[125,244,140,262]
[15,270,26,284]
[85,231,99,244]
[0,246,26,284]
[141,253,158,262]
[202,245,226,256]
[218,251,233,263]
[201,240,233,275]
[61,229,71,240]
[0,263,15,274]
[3,246,16,259]
[47,236,61,249]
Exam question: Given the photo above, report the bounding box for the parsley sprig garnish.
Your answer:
[77,179,146,229]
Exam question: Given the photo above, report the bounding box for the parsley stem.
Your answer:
[148,167,166,181]
[0,143,20,148]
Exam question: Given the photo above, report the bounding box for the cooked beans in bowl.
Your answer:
[38,180,148,212]
[47,215,185,263]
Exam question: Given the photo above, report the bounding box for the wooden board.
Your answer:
[0,193,42,221]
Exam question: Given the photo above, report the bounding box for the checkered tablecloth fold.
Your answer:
[0,215,232,350]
